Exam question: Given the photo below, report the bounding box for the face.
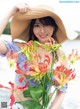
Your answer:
[33,19,55,44]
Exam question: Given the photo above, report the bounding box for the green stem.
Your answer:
[50,51,57,72]
[15,90,23,101]
[47,88,57,109]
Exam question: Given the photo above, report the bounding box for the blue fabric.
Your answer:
[3,40,28,86]
[52,77,68,93]
[2,40,68,93]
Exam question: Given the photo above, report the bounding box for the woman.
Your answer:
[0,2,77,109]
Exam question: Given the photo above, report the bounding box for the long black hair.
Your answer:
[28,16,58,42]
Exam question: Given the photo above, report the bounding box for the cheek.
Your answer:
[33,28,39,35]
[47,28,54,35]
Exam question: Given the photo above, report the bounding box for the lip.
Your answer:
[40,35,48,38]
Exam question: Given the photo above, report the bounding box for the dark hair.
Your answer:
[28,16,58,42]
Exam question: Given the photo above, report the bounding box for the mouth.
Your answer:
[40,34,48,38]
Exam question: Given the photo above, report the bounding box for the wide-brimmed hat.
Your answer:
[10,5,78,44]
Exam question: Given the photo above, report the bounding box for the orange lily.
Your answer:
[6,51,18,67]
[53,65,76,86]
[68,49,80,64]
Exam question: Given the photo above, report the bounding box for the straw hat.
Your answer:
[10,5,78,44]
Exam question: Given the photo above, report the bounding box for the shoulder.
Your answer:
[3,40,20,52]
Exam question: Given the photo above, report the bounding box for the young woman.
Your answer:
[0,2,77,109]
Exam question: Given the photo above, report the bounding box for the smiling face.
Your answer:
[33,19,54,44]
[29,16,58,43]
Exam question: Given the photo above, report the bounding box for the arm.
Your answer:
[49,49,68,109]
[0,9,14,36]
[0,2,30,54]
[0,3,30,36]
[50,90,65,109]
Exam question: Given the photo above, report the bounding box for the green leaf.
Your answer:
[23,89,32,98]
[62,72,66,79]
[19,100,42,109]
[30,86,43,101]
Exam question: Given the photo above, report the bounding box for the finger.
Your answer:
[19,7,30,13]
[45,38,55,45]
[25,3,31,10]
[17,2,31,13]
[50,38,55,44]
[19,8,27,13]
[22,3,31,12]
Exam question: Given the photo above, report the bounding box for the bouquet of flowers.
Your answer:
[0,41,80,109]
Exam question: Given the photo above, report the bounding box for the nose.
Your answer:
[40,26,45,33]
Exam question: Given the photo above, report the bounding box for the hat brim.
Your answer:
[10,6,78,43]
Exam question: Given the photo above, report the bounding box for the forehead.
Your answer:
[35,19,40,23]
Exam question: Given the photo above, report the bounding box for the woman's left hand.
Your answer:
[45,37,55,45]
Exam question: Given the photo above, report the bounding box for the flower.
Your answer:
[68,49,80,65]
[0,82,15,107]
[1,41,80,109]
[6,51,18,67]
[53,65,76,87]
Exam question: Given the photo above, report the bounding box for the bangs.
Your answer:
[39,16,56,26]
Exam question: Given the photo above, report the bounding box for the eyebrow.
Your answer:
[35,20,40,24]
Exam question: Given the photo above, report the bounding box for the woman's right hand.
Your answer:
[12,2,31,15]
[0,2,31,36]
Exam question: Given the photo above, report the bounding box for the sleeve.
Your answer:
[52,77,68,93]
[58,83,68,93]
[2,40,28,86]
[2,40,20,52]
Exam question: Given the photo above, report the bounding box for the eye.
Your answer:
[34,24,39,27]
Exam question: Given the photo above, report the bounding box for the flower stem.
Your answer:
[15,90,23,101]
[47,88,57,109]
